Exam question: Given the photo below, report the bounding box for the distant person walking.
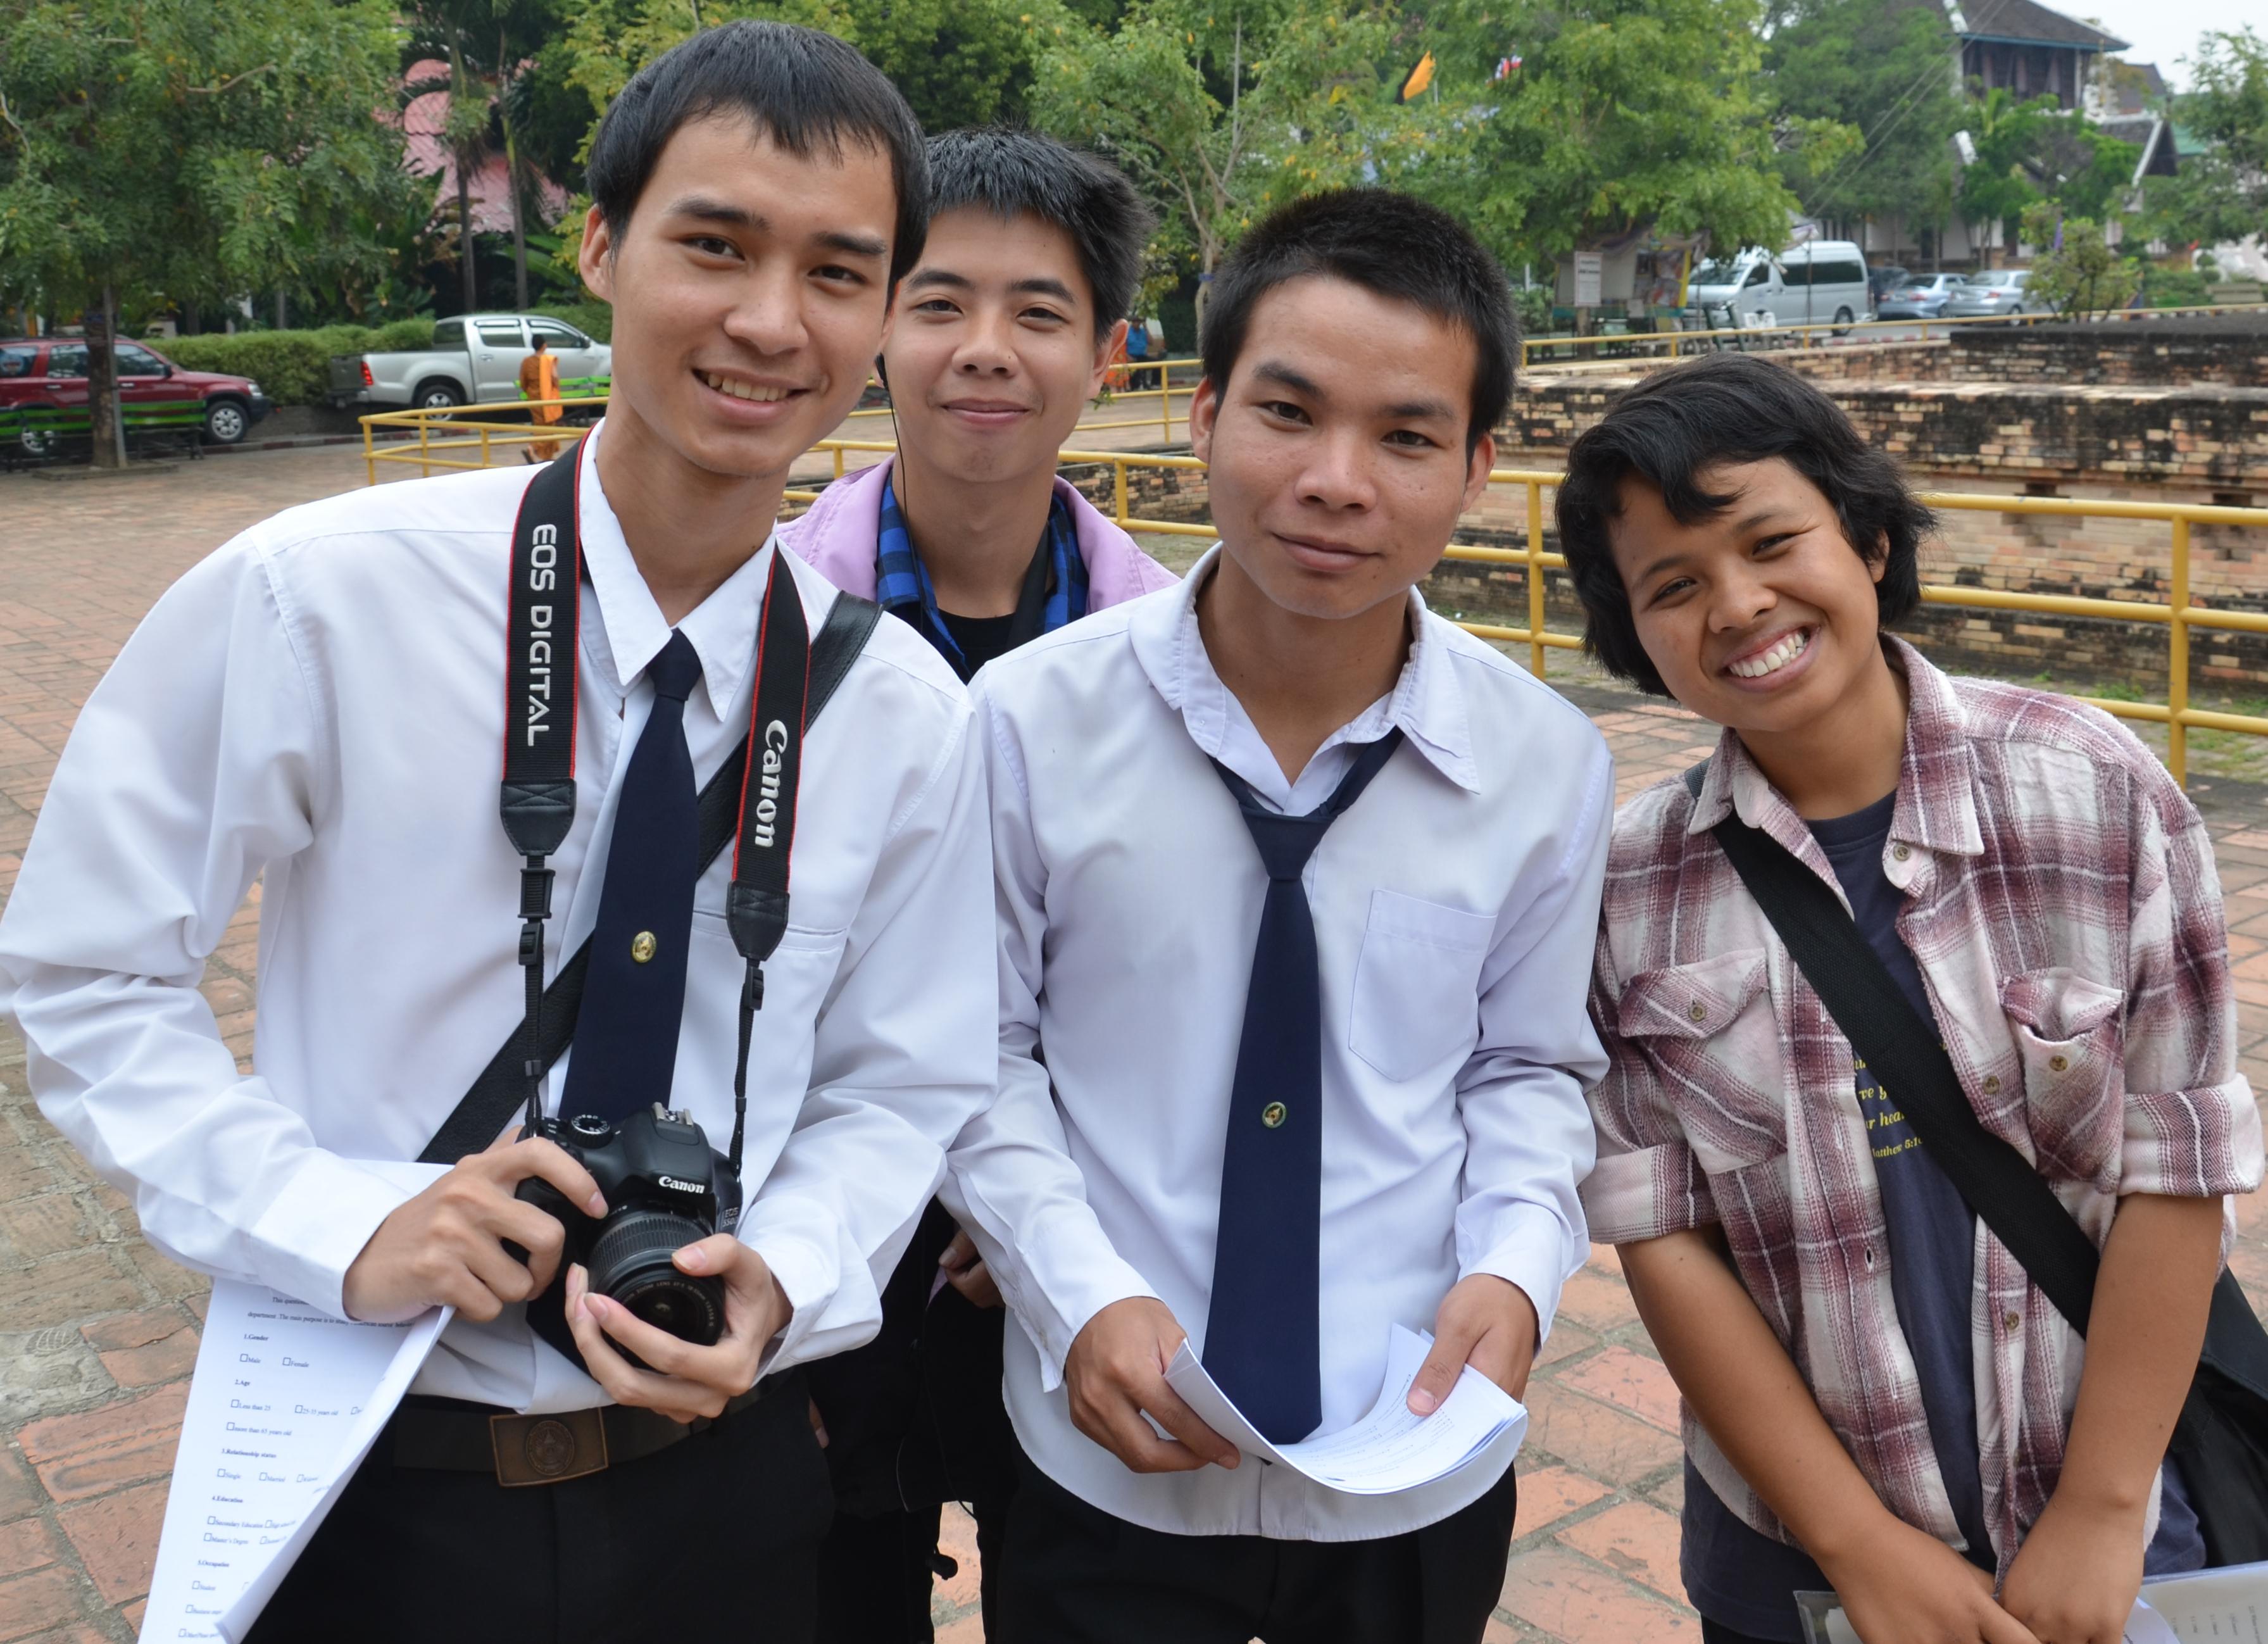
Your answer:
[518,332,564,462]
[1124,314,1153,389]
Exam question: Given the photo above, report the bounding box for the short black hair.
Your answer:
[1555,353,1934,696]
[587,22,929,287]
[1200,190,1517,455]
[924,129,1156,338]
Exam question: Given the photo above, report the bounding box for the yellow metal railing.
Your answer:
[1520,301,2265,370]
[360,403,2268,786]
[836,358,1201,444]
[358,358,1203,486]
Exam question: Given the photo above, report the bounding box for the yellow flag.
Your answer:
[1395,51,1436,103]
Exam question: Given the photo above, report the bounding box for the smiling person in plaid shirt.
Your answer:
[1556,355,2263,1644]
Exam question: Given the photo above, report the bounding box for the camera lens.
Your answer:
[587,1209,726,1352]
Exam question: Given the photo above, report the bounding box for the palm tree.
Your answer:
[404,0,559,310]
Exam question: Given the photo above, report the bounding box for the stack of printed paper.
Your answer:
[137,1283,450,1644]
[1165,1322,1527,1496]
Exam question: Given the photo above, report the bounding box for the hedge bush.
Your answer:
[533,301,612,343]
[162,319,439,405]
[156,306,609,405]
[2141,266,2214,310]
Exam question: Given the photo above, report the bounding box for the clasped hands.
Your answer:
[1822,1490,2148,1644]
[1062,1273,1539,1474]
[341,1131,790,1422]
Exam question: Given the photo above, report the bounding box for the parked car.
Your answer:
[1944,268,2045,321]
[1868,265,1912,304]
[0,337,270,456]
[330,313,612,411]
[1687,241,1872,332]
[1877,273,1969,320]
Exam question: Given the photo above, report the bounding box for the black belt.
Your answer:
[390,1381,773,1488]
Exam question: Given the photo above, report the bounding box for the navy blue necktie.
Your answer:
[561,630,703,1122]
[1203,727,1405,1443]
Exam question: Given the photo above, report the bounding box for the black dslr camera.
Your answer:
[513,1105,745,1350]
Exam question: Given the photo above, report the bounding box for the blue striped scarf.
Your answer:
[874,470,1088,670]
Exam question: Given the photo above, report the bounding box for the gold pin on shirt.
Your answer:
[631,931,657,963]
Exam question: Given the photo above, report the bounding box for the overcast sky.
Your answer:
[2072,1,2236,92]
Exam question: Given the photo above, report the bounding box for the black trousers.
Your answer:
[246,1371,832,1644]
[811,1488,1013,1642]
[998,1449,1522,1644]
[810,1202,1020,1644]
[1700,1624,1782,1644]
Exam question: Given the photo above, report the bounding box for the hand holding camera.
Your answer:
[342,1131,608,1324]
[564,1236,792,1422]
[506,1103,787,1421]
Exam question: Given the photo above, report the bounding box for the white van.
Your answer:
[1687,241,1872,332]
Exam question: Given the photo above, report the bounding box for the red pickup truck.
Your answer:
[0,337,272,456]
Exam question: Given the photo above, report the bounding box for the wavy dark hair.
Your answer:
[1554,353,1936,696]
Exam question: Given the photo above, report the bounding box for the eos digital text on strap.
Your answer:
[495,440,816,1354]
[500,435,813,1157]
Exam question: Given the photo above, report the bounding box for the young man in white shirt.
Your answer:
[782,129,1175,1641]
[0,23,994,1641]
[943,190,1615,1641]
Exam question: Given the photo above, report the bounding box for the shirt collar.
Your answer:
[1127,543,1481,794]
[574,419,775,714]
[1685,636,1984,870]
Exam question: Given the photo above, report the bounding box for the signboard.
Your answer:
[1572,252,1603,309]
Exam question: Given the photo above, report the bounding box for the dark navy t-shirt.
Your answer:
[1682,794,2206,1640]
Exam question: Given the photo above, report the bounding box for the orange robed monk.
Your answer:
[518,333,564,462]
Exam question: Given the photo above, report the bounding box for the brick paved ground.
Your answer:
[1,449,2265,1643]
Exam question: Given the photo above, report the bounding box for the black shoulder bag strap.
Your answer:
[1679,764,2102,1331]
[419,444,880,1165]
[1682,762,2268,1562]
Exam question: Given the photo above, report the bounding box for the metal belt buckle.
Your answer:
[489,1407,610,1486]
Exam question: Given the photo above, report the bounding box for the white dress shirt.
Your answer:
[0,425,996,1412]
[943,546,1613,1540]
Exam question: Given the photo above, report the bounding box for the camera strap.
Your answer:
[418,439,881,1167]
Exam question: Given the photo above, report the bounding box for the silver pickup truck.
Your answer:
[328,312,612,411]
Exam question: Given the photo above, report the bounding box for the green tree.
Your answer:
[561,0,1041,146]
[1416,0,1813,279]
[1764,0,1962,244]
[551,0,1051,287]
[0,0,413,465]
[1027,0,1458,327]
[2143,27,2267,253]
[1958,88,2057,265]
[2021,201,2140,317]
[2034,117,2140,220]
[402,0,571,313]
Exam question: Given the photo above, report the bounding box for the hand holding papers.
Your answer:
[138,1280,449,1644]
[1165,1323,1527,1495]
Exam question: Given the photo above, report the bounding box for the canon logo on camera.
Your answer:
[658,1174,705,1195]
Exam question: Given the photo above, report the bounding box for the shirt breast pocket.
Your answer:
[1346,890,1496,1083]
[1998,968,2124,1180]
[1615,948,1789,1173]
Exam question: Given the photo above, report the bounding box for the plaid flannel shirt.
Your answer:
[1582,638,2263,1568]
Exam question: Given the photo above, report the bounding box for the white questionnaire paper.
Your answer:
[2132,1560,2268,1641]
[1165,1323,1526,1495]
[136,1280,450,1644]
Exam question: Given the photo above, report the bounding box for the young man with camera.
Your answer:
[0,23,994,1642]
[941,191,1614,1642]
[780,125,1173,1642]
